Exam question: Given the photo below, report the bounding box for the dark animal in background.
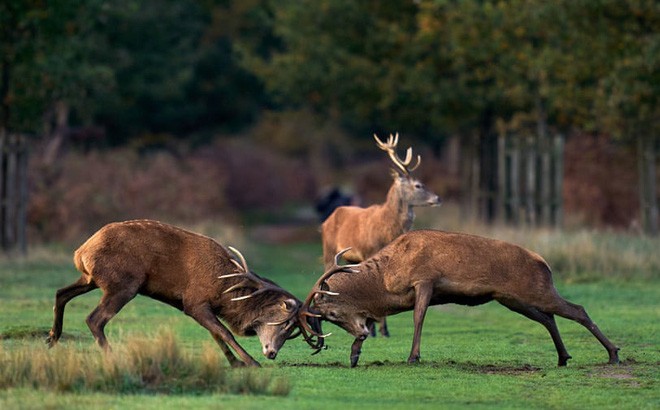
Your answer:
[316,187,354,222]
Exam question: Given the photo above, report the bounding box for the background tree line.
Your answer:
[1,0,658,251]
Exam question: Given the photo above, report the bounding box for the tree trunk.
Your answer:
[1,133,28,254]
[638,136,658,235]
[536,96,551,226]
[553,134,564,228]
[525,134,536,226]
[510,136,521,225]
[496,133,506,224]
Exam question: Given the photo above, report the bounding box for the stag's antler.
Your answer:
[374,133,421,176]
[298,248,360,353]
[218,246,287,301]
[219,247,303,333]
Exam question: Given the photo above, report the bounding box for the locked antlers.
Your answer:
[298,248,360,353]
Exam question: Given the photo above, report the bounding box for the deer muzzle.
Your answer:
[263,344,278,360]
[428,195,442,206]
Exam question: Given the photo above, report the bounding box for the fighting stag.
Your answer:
[321,133,441,336]
[306,230,620,368]
[46,220,321,367]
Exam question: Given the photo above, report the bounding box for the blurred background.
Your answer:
[0,0,658,254]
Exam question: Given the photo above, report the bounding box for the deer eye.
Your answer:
[327,311,339,321]
[414,183,423,189]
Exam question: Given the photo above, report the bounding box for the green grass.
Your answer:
[0,239,659,409]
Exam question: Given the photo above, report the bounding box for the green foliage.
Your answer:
[243,0,428,136]
[242,0,657,142]
[0,0,110,132]
[3,0,655,145]
[1,0,269,141]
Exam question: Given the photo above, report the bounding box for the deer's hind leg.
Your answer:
[547,298,620,364]
[47,276,98,348]
[408,281,433,364]
[499,299,572,366]
[85,283,139,352]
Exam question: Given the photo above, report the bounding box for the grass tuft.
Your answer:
[0,329,290,396]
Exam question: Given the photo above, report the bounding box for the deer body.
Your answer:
[309,230,621,367]
[46,220,304,367]
[322,179,418,265]
[321,134,440,336]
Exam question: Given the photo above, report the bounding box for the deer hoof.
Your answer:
[608,348,620,365]
[407,355,420,364]
[45,336,56,348]
[558,355,572,366]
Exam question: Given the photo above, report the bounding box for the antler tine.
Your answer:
[401,147,413,166]
[373,133,388,150]
[302,247,357,309]
[410,155,421,172]
[266,309,298,326]
[374,132,420,176]
[334,247,358,268]
[297,248,359,351]
[390,132,398,147]
[219,245,285,301]
[400,147,421,172]
[228,246,249,273]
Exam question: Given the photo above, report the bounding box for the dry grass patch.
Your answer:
[0,330,290,396]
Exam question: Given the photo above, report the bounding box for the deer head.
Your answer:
[219,246,303,359]
[299,249,369,345]
[374,133,441,208]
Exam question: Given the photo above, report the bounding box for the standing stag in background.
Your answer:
[46,220,323,367]
[305,230,620,368]
[321,133,441,336]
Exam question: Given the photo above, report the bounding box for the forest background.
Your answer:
[1,0,658,249]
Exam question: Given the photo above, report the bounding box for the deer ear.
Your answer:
[281,298,297,312]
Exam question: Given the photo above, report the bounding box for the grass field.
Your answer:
[1,230,659,409]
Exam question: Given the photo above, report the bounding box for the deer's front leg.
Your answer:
[350,337,365,368]
[185,304,260,368]
[408,281,433,364]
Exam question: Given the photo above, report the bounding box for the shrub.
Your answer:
[28,147,234,244]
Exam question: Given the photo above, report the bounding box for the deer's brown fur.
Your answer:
[46,220,304,367]
[322,175,435,265]
[309,229,620,367]
[321,134,440,336]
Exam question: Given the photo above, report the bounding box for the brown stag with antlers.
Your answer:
[46,220,323,367]
[321,133,441,336]
[304,231,620,368]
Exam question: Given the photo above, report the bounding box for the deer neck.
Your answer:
[329,262,391,315]
[331,256,406,318]
[383,182,414,233]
